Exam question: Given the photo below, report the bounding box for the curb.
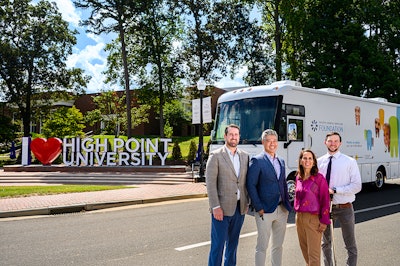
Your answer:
[0,193,208,219]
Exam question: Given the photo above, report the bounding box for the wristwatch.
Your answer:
[333,188,337,193]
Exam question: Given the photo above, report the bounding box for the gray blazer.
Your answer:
[206,146,249,216]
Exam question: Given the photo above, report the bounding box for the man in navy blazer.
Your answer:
[246,129,292,266]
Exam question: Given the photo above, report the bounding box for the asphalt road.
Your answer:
[1,180,400,266]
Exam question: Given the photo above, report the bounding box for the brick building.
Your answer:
[19,86,229,137]
[76,87,229,137]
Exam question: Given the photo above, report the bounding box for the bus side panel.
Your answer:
[388,162,399,179]
[282,88,400,184]
[361,164,372,184]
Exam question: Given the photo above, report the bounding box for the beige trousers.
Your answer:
[296,212,323,266]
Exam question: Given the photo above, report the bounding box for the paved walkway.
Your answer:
[0,182,208,218]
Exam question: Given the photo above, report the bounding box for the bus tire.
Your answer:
[374,168,385,190]
[286,176,296,204]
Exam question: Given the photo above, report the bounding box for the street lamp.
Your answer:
[197,77,206,182]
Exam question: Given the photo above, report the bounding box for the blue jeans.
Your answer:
[208,203,245,266]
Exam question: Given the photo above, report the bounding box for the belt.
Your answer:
[332,202,352,208]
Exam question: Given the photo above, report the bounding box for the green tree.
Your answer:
[237,0,285,83]
[85,90,151,136]
[359,0,400,102]
[178,1,259,85]
[42,106,85,138]
[172,141,182,160]
[0,0,88,137]
[163,120,173,138]
[282,0,400,101]
[104,0,183,137]
[299,0,371,93]
[74,0,149,138]
[280,0,307,81]
[238,15,275,86]
[85,90,126,136]
[163,100,191,136]
[249,0,286,81]
[187,139,197,162]
[0,115,18,143]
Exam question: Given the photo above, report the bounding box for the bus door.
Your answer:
[284,116,305,169]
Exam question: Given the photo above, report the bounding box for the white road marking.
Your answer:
[175,202,400,251]
[354,201,400,214]
[175,224,295,251]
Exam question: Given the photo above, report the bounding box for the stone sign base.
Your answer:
[3,164,188,173]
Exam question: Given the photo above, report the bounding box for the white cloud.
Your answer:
[52,0,119,93]
[67,42,115,93]
[214,66,247,88]
[214,77,245,88]
[52,0,81,27]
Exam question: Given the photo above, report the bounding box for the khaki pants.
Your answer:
[254,205,289,266]
[296,212,323,266]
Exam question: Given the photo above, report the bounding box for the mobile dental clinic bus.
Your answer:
[210,80,400,202]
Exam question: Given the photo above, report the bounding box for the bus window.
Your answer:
[214,101,241,140]
[288,118,303,141]
[212,97,280,144]
[288,123,297,140]
[278,110,287,141]
[278,103,305,142]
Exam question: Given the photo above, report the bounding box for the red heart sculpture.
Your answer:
[31,137,62,165]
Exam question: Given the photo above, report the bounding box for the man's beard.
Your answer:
[227,140,238,148]
[328,147,338,153]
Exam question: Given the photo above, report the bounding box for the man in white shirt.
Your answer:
[317,132,362,266]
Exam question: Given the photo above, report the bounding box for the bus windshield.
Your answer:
[211,96,281,144]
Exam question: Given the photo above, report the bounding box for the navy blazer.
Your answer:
[246,152,292,213]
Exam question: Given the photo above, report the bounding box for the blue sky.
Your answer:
[50,0,247,94]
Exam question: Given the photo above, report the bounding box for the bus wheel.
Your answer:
[287,178,296,204]
[374,169,385,190]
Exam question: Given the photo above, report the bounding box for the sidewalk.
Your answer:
[0,182,208,218]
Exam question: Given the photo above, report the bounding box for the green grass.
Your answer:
[169,136,210,159]
[0,185,129,198]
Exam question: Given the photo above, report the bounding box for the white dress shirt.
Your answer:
[317,151,362,204]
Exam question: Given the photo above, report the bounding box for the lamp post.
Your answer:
[197,77,206,182]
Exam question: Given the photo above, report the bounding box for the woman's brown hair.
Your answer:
[297,149,319,179]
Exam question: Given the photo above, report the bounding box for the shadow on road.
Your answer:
[353,181,400,224]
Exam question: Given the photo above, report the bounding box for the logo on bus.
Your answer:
[311,120,318,131]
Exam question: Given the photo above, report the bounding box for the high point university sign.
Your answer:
[22,136,172,166]
[63,137,172,166]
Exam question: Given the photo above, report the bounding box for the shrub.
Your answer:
[172,141,182,160]
[164,121,173,138]
[187,139,197,162]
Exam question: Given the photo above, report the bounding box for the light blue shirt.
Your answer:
[225,145,241,200]
[264,152,281,179]
[264,152,282,202]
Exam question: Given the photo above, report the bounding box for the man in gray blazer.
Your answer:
[206,124,250,266]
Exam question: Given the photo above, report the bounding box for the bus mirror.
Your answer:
[284,140,293,149]
[211,130,216,140]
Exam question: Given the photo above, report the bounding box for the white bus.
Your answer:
[210,80,400,202]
